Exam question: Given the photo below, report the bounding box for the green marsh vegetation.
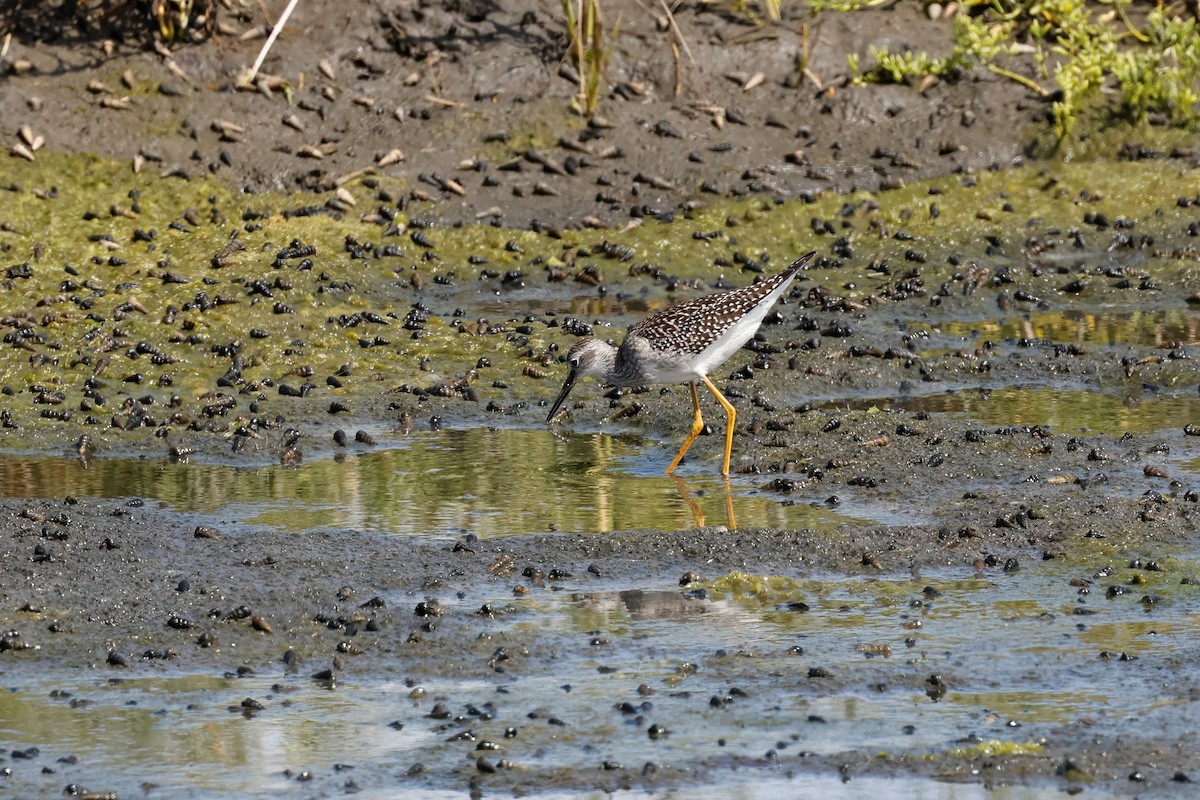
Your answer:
[835,0,1200,139]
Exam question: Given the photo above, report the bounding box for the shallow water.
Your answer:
[937,308,1200,349]
[824,384,1200,439]
[0,428,904,536]
[1,560,1187,797]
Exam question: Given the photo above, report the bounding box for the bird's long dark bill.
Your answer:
[547,370,577,423]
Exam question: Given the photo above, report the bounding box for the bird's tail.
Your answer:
[782,250,817,278]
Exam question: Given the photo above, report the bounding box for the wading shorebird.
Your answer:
[547,251,817,475]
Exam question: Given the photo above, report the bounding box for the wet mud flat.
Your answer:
[0,150,1198,800]
[0,399,1199,799]
[0,149,1198,800]
[2,0,1200,796]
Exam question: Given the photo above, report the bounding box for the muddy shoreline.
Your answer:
[2,1,1047,228]
[1,489,1198,796]
[2,0,1200,796]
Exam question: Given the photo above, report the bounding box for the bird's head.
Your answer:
[546,337,612,423]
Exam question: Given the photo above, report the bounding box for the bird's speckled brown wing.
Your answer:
[626,252,814,355]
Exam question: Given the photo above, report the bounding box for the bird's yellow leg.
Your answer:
[700,375,737,476]
[664,382,704,475]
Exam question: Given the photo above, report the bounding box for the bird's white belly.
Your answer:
[636,356,705,385]
[635,325,757,384]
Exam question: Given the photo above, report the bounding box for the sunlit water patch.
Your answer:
[823,384,1200,439]
[0,559,1186,798]
[937,308,1200,349]
[0,429,900,537]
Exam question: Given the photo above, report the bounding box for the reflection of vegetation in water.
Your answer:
[1076,619,1187,655]
[0,429,842,536]
[948,688,1114,722]
[0,674,263,776]
[873,386,1200,436]
[0,674,377,793]
[939,309,1200,349]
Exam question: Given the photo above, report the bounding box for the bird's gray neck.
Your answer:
[607,340,648,387]
[587,340,621,382]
